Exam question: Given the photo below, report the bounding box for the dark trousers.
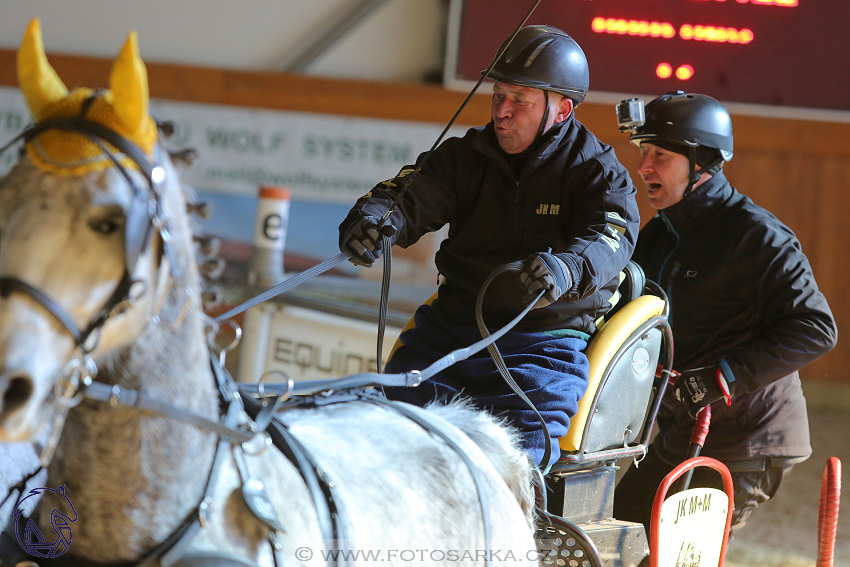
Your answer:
[613,444,794,538]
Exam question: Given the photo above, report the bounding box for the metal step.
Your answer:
[580,520,649,567]
[548,465,618,524]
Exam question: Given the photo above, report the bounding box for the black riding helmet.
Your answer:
[484,25,589,147]
[484,25,589,105]
[618,91,733,193]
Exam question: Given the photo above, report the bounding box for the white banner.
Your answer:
[0,87,469,204]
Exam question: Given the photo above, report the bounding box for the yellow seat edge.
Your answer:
[559,295,666,453]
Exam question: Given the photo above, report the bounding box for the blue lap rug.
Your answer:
[384,304,589,470]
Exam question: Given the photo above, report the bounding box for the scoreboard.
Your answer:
[445,0,850,117]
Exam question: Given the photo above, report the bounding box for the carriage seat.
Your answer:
[553,261,669,470]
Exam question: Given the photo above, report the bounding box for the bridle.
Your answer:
[0,91,176,355]
[0,91,200,473]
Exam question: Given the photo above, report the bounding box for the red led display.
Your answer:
[450,0,849,114]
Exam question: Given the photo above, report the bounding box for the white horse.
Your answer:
[0,20,537,566]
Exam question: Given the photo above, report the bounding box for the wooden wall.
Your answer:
[0,49,845,385]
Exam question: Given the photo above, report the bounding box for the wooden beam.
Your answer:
[3,48,849,158]
[0,48,492,126]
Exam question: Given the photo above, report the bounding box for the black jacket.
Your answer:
[340,116,639,334]
[635,172,837,462]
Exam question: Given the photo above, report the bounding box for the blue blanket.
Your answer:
[384,304,589,470]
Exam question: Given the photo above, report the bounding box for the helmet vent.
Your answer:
[525,39,554,68]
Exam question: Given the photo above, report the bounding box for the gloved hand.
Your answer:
[673,365,732,419]
[519,252,573,308]
[339,215,397,267]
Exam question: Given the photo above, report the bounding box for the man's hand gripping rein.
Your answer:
[339,215,397,267]
[520,252,573,308]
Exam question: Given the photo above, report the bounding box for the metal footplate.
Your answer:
[535,511,603,567]
[535,514,649,567]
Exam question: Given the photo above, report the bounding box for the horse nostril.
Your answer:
[1,375,33,414]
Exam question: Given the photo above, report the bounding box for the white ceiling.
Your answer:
[0,0,446,82]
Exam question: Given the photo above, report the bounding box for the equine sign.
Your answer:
[13,485,77,558]
[239,303,401,382]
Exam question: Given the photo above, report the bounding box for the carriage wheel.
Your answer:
[535,509,603,567]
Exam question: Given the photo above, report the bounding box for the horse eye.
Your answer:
[90,218,122,235]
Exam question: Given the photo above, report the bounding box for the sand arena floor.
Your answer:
[719,400,849,567]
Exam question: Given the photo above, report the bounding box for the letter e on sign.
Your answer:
[253,186,291,251]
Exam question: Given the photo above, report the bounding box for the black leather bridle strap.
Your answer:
[22,114,156,180]
[0,272,134,351]
[0,276,82,344]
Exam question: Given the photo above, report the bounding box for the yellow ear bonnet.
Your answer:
[17,18,158,176]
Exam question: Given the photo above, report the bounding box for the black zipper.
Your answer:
[658,211,680,285]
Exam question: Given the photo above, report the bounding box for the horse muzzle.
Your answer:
[0,371,38,441]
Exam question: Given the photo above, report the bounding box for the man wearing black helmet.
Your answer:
[613,91,837,534]
[338,26,639,471]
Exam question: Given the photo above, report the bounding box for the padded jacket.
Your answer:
[339,116,640,335]
[635,172,837,463]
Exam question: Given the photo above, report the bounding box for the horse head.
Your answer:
[0,19,187,441]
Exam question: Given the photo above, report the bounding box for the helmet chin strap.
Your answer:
[535,90,551,140]
[685,146,700,196]
[685,147,724,197]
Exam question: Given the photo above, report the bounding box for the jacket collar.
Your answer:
[659,171,733,232]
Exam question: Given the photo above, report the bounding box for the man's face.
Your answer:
[636,142,700,210]
[491,82,549,154]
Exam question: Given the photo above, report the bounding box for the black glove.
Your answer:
[339,215,397,267]
[519,252,573,308]
[673,365,732,419]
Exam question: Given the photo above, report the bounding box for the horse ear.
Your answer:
[17,18,69,121]
[110,31,149,133]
